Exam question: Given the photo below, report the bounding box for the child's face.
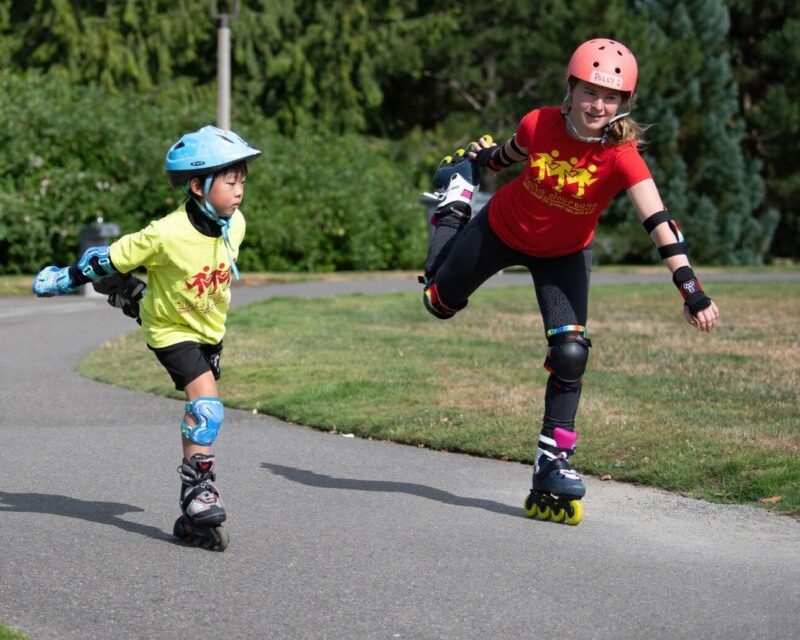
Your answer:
[569,80,623,136]
[191,170,246,217]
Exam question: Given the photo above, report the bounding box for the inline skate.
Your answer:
[523,427,585,525]
[173,454,229,551]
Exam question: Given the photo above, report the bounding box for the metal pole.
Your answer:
[217,14,231,130]
[210,0,238,130]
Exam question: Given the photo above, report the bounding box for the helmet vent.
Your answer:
[216,134,235,144]
[593,61,599,67]
[173,141,185,150]
[615,67,621,73]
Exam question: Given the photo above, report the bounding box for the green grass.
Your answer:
[0,622,29,640]
[78,280,800,513]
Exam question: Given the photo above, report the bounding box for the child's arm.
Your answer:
[32,246,119,297]
[91,273,147,324]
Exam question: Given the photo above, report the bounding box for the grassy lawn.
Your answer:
[78,280,800,513]
[0,622,28,640]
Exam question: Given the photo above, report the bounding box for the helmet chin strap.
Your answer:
[186,175,241,281]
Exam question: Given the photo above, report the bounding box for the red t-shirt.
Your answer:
[488,106,652,257]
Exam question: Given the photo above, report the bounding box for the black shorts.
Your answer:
[150,341,223,391]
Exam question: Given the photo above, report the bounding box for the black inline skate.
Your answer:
[524,427,585,525]
[173,454,229,551]
[418,136,493,314]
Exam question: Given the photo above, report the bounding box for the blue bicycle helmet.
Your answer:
[165,125,261,281]
[165,125,261,188]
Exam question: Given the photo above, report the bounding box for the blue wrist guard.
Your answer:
[32,266,76,296]
[77,246,117,282]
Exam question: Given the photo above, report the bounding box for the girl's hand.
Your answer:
[466,134,496,160]
[683,300,720,332]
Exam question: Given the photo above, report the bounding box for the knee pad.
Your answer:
[423,282,467,320]
[181,397,224,446]
[544,326,591,383]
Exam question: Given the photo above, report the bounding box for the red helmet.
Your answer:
[566,38,638,95]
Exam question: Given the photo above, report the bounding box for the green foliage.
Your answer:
[0,0,791,265]
[727,0,800,259]
[0,70,206,272]
[234,127,427,272]
[0,70,426,274]
[597,0,777,264]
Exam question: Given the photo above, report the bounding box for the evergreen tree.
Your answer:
[10,0,215,92]
[0,0,782,265]
[598,0,776,264]
[727,0,800,258]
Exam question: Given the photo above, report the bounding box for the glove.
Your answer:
[93,274,147,323]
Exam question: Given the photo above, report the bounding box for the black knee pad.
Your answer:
[545,331,591,383]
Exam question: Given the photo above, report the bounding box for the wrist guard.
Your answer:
[76,246,117,283]
[673,266,712,316]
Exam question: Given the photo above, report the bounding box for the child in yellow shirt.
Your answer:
[33,125,261,550]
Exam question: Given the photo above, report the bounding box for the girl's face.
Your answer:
[568,80,623,137]
[191,170,246,218]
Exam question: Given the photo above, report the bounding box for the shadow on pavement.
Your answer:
[0,491,171,542]
[262,462,524,518]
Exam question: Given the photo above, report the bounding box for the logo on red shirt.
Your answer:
[531,149,598,199]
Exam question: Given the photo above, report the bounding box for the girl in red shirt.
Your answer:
[421,38,720,525]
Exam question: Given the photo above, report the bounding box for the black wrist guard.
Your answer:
[673,266,712,316]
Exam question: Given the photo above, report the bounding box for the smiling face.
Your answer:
[189,164,248,218]
[567,79,625,138]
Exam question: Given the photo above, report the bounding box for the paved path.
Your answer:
[1,273,798,640]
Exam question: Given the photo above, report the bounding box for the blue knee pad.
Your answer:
[181,397,224,446]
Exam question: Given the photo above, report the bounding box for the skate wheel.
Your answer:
[564,499,584,526]
[550,504,566,523]
[173,516,189,539]
[212,526,230,551]
[535,504,551,521]
[523,493,538,518]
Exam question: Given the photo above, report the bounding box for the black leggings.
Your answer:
[430,204,592,434]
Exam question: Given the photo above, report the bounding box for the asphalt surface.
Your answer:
[1,272,798,640]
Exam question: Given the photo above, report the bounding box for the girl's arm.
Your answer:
[626,179,720,332]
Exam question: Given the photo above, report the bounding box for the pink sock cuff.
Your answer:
[553,427,578,450]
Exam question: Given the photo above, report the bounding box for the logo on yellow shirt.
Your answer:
[185,263,232,298]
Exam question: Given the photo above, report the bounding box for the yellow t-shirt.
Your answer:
[109,204,245,348]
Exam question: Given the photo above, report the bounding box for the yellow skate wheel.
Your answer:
[481,134,493,145]
[550,505,566,523]
[535,504,552,521]
[523,494,538,518]
[564,500,584,526]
